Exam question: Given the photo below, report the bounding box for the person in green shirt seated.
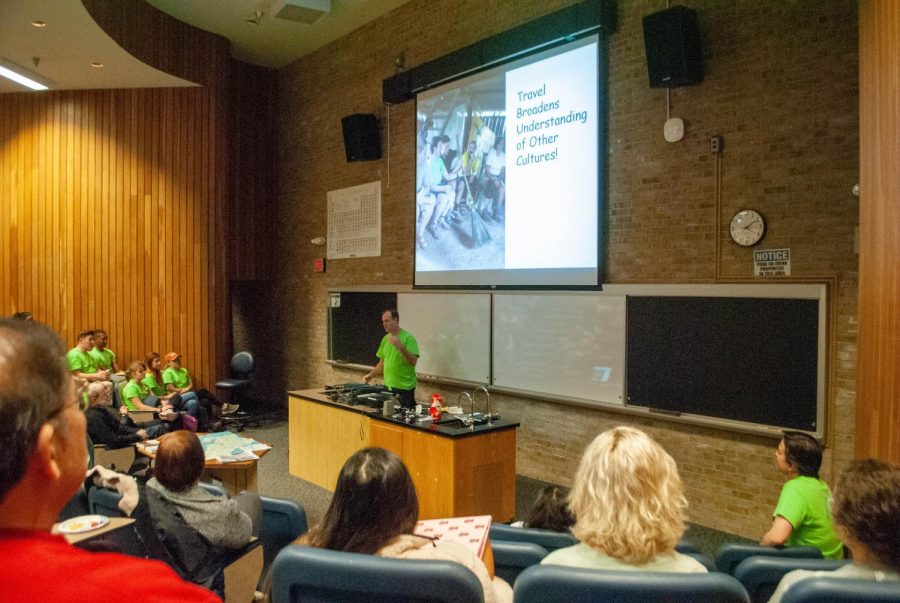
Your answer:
[88,329,119,373]
[124,361,200,423]
[66,330,113,400]
[761,430,844,558]
[163,352,221,429]
[144,352,181,403]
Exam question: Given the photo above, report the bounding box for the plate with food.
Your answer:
[57,514,109,534]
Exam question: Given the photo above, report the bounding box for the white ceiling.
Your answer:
[0,0,410,94]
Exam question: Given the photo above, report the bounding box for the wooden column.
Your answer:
[856,0,900,461]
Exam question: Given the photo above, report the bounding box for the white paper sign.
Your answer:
[327,181,381,259]
[754,248,791,276]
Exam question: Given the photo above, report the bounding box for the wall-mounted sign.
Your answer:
[327,181,381,259]
[754,248,791,277]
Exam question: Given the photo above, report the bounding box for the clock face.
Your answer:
[730,209,765,246]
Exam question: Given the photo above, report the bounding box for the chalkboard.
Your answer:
[397,292,491,384]
[626,296,821,431]
[328,291,397,365]
[326,284,826,436]
[492,293,626,404]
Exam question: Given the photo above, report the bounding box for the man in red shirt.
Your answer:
[0,318,219,602]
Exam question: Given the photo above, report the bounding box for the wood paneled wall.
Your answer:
[0,84,228,388]
[856,0,900,462]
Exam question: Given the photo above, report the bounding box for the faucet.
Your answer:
[456,391,474,429]
[472,385,492,426]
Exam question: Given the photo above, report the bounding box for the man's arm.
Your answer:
[72,369,110,382]
[390,335,418,366]
[363,360,384,383]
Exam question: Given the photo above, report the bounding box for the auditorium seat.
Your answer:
[270,545,484,603]
[513,564,751,603]
[733,555,850,603]
[715,542,823,574]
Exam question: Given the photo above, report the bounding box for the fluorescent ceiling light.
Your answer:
[0,60,49,91]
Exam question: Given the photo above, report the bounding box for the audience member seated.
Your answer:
[85,378,168,445]
[761,431,843,559]
[123,361,197,428]
[144,351,182,405]
[148,430,260,550]
[89,328,120,374]
[298,447,512,603]
[0,318,218,601]
[66,329,113,398]
[163,352,222,429]
[769,459,900,603]
[515,485,575,532]
[542,426,707,573]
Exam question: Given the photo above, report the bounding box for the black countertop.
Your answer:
[288,388,519,439]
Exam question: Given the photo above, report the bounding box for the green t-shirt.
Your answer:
[163,366,191,389]
[376,329,419,390]
[66,347,98,374]
[121,379,150,410]
[773,475,844,559]
[89,347,116,370]
[142,373,168,396]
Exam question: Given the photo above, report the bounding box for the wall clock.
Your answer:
[729,209,765,247]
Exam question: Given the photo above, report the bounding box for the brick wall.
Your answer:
[238,0,859,538]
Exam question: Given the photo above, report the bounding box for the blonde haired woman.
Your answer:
[542,426,706,573]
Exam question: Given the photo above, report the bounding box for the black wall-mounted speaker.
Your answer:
[341,114,381,162]
[642,5,703,88]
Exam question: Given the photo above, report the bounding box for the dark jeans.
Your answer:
[390,387,417,409]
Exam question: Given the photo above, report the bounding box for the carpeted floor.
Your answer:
[238,416,752,558]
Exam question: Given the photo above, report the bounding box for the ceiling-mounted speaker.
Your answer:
[341,114,381,162]
[270,0,331,24]
[642,5,703,88]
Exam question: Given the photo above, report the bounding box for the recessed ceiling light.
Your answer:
[90,62,104,68]
[31,20,47,28]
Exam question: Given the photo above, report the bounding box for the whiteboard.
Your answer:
[397,293,491,384]
[492,293,626,405]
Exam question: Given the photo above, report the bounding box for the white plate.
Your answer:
[57,514,109,534]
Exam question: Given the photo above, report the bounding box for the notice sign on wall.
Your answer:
[327,181,381,260]
[754,248,791,276]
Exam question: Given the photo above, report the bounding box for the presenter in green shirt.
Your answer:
[363,309,420,409]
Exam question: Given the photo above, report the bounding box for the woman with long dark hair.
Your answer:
[303,447,511,603]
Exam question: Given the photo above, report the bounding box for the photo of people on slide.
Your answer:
[414,36,598,287]
[415,71,507,271]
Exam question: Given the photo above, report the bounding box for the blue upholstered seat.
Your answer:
[270,545,484,603]
[488,523,577,553]
[513,564,751,603]
[780,576,900,603]
[715,542,823,574]
[733,555,850,603]
[491,540,548,585]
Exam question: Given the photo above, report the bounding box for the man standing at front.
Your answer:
[364,309,419,408]
[0,319,218,601]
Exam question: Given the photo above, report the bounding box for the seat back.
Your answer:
[491,540,548,585]
[715,542,823,574]
[734,555,850,603]
[259,497,309,587]
[270,545,484,603]
[488,523,577,553]
[513,565,751,603]
[780,576,900,603]
[91,442,136,472]
[231,351,255,379]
